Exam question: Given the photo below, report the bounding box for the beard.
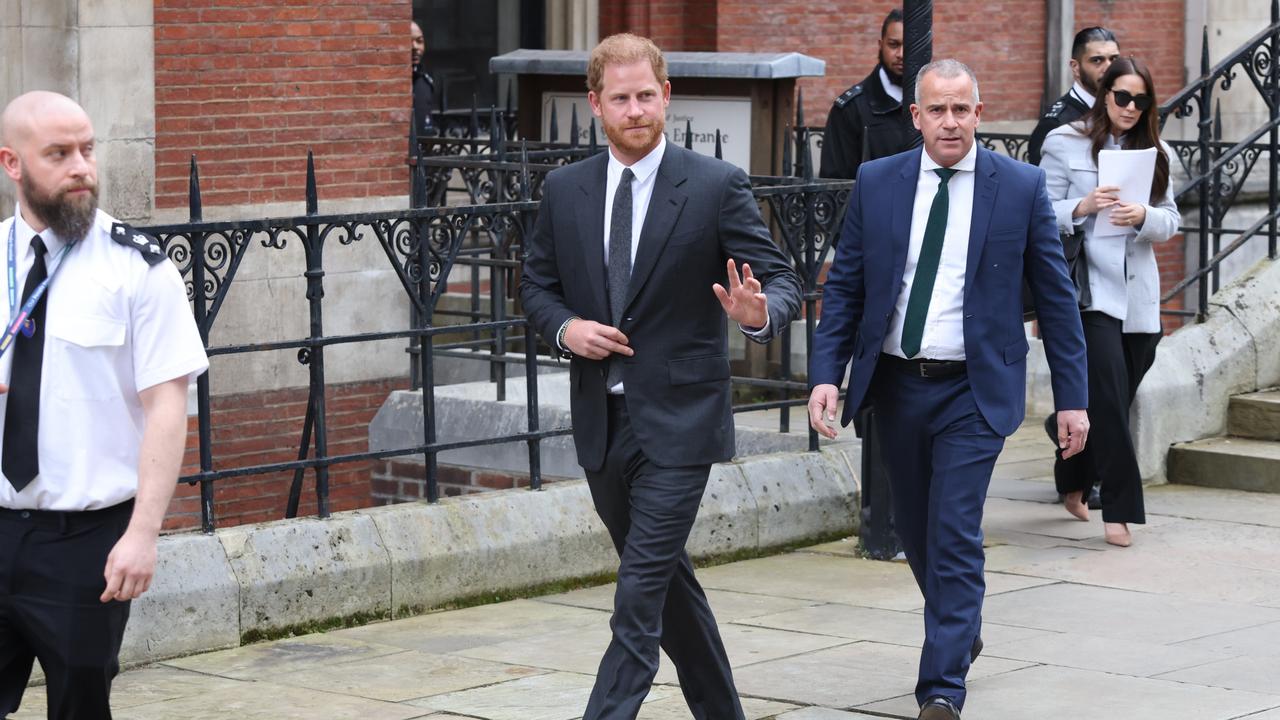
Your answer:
[602,115,665,159]
[21,171,98,244]
[1080,73,1100,96]
[881,62,903,86]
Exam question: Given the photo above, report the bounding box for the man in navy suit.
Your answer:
[807,60,1089,720]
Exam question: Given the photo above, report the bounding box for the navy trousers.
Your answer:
[581,396,744,720]
[871,364,1004,711]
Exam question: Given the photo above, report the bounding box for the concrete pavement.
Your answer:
[12,423,1280,719]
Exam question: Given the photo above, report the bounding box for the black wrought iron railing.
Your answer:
[147,124,850,532]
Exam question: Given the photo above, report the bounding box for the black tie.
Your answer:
[4,235,48,490]
[606,168,634,388]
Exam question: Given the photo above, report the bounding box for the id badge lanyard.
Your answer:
[0,220,73,358]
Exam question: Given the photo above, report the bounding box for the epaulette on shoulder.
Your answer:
[110,222,167,266]
[1042,99,1067,119]
[834,84,864,108]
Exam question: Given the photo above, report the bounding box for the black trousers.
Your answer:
[0,501,133,720]
[581,396,744,720]
[1054,312,1160,524]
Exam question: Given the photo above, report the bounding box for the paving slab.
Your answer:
[114,682,430,720]
[1146,483,1280,528]
[988,518,1280,605]
[1174,620,1280,658]
[161,634,406,680]
[733,602,1050,650]
[775,710,890,720]
[270,650,547,702]
[634,695,796,719]
[981,583,1280,643]
[984,631,1235,678]
[694,553,1055,611]
[858,665,1280,720]
[405,672,676,720]
[453,620,849,684]
[537,585,819,622]
[731,640,1031,708]
[325,599,607,654]
[1155,655,1280,695]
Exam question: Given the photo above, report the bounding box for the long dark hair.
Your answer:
[1080,57,1169,202]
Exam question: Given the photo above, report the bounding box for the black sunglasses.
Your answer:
[1111,89,1153,111]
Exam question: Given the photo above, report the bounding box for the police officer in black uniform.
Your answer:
[1027,27,1120,166]
[411,20,436,138]
[819,9,913,180]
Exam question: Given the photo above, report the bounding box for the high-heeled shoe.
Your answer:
[1104,522,1131,547]
[1064,490,1089,521]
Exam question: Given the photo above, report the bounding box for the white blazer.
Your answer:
[1039,124,1179,333]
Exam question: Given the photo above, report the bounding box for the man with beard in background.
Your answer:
[520,33,801,720]
[820,9,914,180]
[0,91,207,719]
[1027,26,1120,166]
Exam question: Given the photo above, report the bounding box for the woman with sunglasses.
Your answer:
[1038,56,1179,547]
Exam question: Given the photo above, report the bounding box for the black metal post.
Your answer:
[1211,102,1223,294]
[1271,0,1279,261]
[1197,27,1212,321]
[902,0,932,146]
[302,151,331,518]
[189,156,217,533]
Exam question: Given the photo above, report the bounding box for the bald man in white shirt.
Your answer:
[0,91,208,720]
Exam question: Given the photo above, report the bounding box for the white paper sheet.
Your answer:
[1095,146,1157,237]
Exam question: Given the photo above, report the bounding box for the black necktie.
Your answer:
[4,235,48,490]
[606,168,634,388]
[901,168,958,358]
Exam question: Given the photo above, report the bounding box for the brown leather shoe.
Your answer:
[918,695,961,720]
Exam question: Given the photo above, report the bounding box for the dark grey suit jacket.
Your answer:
[520,144,802,472]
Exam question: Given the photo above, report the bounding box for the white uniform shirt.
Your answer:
[882,141,978,360]
[0,209,209,511]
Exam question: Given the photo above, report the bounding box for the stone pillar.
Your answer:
[0,0,155,222]
[1044,0,1074,113]
[546,0,598,51]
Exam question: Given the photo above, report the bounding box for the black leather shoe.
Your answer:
[919,695,961,720]
[970,635,983,662]
[1087,484,1102,510]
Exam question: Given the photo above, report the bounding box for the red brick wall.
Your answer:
[153,1,411,209]
[714,1,1048,124]
[167,378,409,531]
[600,0,717,51]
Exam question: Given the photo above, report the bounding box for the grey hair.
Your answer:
[914,59,981,105]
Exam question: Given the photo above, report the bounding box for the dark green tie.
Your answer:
[900,167,958,358]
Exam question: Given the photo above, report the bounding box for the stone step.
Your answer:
[1228,389,1280,441]
[1168,436,1280,493]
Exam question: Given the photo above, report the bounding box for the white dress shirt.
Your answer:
[0,208,209,511]
[1069,81,1097,109]
[882,141,978,360]
[604,137,666,270]
[879,66,904,104]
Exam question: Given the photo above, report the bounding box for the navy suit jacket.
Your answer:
[809,146,1088,437]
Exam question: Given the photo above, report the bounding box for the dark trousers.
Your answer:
[0,502,133,720]
[1053,312,1160,524]
[582,396,743,720]
[872,366,1004,711]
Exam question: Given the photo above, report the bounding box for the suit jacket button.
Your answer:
[624,317,633,322]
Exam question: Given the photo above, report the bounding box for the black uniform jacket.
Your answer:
[819,65,914,180]
[1027,90,1090,166]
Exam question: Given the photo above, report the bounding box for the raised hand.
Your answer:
[712,258,768,329]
